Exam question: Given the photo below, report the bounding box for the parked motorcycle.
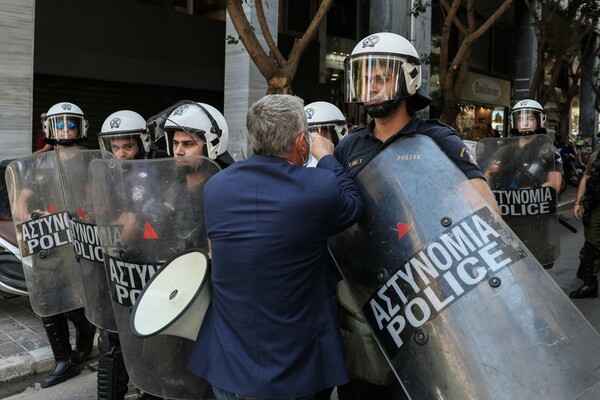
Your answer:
[558,139,585,190]
[0,159,27,298]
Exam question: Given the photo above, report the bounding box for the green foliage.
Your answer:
[225,34,240,45]
[410,0,430,17]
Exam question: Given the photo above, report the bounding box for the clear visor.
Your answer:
[46,115,84,141]
[344,54,406,104]
[99,134,143,160]
[511,109,540,133]
[308,123,345,142]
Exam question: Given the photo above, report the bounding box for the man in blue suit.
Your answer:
[189,94,363,399]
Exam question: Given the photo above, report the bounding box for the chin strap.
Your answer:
[365,98,402,118]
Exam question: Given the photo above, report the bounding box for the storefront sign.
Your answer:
[461,72,510,107]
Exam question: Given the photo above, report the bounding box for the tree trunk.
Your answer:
[267,75,293,95]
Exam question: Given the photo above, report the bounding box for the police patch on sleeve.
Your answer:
[460,146,477,165]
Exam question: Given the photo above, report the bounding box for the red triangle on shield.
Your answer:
[143,222,159,239]
[77,207,85,218]
[47,204,58,213]
[397,222,412,240]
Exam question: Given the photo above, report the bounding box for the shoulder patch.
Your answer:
[460,147,477,165]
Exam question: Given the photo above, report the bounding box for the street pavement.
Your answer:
[0,184,587,397]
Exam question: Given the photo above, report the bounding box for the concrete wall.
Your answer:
[0,1,35,160]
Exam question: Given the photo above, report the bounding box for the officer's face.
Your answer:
[55,119,79,140]
[517,112,538,132]
[173,131,204,158]
[111,137,140,160]
[362,64,394,105]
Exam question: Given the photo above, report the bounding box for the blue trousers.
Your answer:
[212,386,315,400]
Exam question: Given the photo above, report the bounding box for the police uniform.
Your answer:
[486,134,563,267]
[333,117,483,400]
[571,151,600,298]
[335,118,482,179]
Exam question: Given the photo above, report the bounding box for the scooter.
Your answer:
[558,140,585,189]
[0,159,27,298]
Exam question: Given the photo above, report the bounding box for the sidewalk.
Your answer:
[0,296,98,385]
[0,296,55,384]
[0,185,579,385]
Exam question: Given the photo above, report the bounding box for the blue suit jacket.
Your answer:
[188,154,363,398]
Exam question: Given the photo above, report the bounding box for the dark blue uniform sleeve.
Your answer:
[422,120,484,180]
[317,154,364,233]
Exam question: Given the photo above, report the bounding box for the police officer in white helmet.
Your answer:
[330,32,499,400]
[16,102,96,389]
[304,101,348,168]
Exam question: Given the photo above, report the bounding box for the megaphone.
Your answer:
[130,248,211,341]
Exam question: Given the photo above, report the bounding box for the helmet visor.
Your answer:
[308,123,346,143]
[511,109,540,134]
[46,115,85,142]
[344,54,407,104]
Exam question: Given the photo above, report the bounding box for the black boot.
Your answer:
[66,308,96,363]
[570,277,598,299]
[570,242,598,299]
[40,314,81,388]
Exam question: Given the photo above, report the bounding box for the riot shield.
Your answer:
[90,155,219,400]
[476,135,560,265]
[58,148,117,331]
[5,150,84,317]
[329,135,600,400]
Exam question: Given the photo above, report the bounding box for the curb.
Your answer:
[0,341,98,385]
[0,347,54,384]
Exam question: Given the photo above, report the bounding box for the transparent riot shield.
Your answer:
[5,150,83,317]
[90,155,220,400]
[476,135,560,265]
[329,135,600,400]
[58,148,117,331]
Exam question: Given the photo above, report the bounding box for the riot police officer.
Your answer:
[330,32,498,400]
[305,101,348,146]
[15,102,97,388]
[160,102,229,252]
[304,101,348,168]
[483,99,563,268]
[96,110,157,400]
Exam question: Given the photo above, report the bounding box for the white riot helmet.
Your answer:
[304,101,347,145]
[99,110,150,159]
[345,32,430,118]
[43,102,88,145]
[163,102,229,160]
[510,99,547,136]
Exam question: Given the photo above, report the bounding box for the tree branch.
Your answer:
[255,0,285,67]
[226,0,277,78]
[286,0,333,77]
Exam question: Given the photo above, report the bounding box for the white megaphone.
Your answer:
[130,249,211,341]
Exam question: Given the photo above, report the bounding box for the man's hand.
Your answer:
[310,134,334,161]
[141,199,173,223]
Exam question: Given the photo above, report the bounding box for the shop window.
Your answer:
[283,0,314,36]
[327,0,356,39]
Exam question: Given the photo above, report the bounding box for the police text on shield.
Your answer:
[363,208,525,358]
[17,211,73,257]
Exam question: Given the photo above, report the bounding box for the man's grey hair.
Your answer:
[247,94,308,157]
